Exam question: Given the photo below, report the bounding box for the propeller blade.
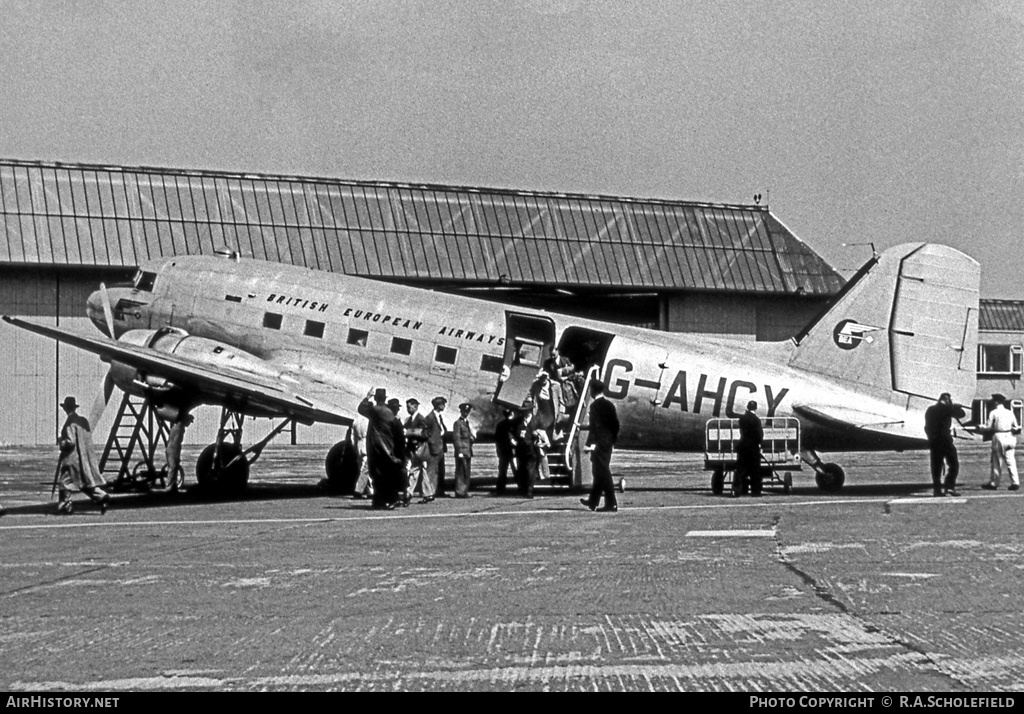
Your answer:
[99,282,116,338]
[88,371,117,429]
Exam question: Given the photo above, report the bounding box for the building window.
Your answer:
[263,312,283,330]
[480,354,504,373]
[347,328,368,346]
[435,345,458,365]
[977,344,1023,375]
[304,320,325,338]
[391,337,413,355]
[974,398,1024,426]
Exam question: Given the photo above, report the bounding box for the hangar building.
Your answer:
[0,158,846,445]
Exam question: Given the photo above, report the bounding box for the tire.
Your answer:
[711,467,725,495]
[324,440,359,495]
[196,442,249,497]
[814,462,845,493]
[617,478,625,493]
[783,472,793,495]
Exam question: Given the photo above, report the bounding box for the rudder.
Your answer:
[790,243,979,404]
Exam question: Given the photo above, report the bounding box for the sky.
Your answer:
[0,0,1021,294]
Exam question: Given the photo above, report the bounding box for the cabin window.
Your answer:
[347,328,369,347]
[512,340,543,367]
[135,270,157,292]
[225,295,242,303]
[391,337,413,355]
[263,312,283,330]
[304,320,325,338]
[435,345,458,365]
[977,344,1023,375]
[480,354,503,373]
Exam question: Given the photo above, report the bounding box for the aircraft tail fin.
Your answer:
[790,243,979,405]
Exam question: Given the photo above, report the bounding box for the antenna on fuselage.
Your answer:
[213,245,240,261]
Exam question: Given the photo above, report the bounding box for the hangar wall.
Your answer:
[664,293,824,341]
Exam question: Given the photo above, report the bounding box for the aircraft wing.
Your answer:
[3,316,355,426]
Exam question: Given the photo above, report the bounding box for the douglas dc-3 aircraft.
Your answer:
[3,241,979,495]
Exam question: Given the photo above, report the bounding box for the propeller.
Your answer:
[88,371,117,431]
[86,284,119,429]
[99,282,116,338]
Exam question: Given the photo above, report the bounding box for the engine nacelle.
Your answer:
[108,327,281,413]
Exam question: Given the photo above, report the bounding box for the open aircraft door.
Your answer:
[495,312,556,408]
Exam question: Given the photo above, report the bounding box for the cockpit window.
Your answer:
[134,270,157,292]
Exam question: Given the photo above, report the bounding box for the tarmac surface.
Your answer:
[1,441,1023,692]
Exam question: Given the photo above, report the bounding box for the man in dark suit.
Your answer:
[734,400,764,497]
[580,380,620,512]
[493,408,516,495]
[420,396,448,503]
[357,388,406,510]
[924,392,966,497]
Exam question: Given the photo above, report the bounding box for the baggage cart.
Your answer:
[704,417,802,495]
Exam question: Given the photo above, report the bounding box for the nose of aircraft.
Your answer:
[86,289,108,334]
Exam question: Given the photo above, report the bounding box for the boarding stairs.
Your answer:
[543,365,600,487]
[98,392,171,488]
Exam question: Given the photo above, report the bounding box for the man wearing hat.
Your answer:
[420,396,449,503]
[924,392,966,497]
[55,396,110,515]
[452,402,477,498]
[357,388,406,509]
[580,379,620,512]
[493,407,517,495]
[386,398,402,416]
[984,393,1021,491]
[403,398,428,502]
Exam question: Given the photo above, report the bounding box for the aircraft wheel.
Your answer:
[196,442,249,497]
[130,461,154,492]
[617,478,625,493]
[783,472,793,495]
[711,467,725,495]
[814,462,845,493]
[324,440,358,495]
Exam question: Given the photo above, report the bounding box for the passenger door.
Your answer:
[495,311,555,408]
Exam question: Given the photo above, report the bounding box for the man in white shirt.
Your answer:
[984,394,1021,491]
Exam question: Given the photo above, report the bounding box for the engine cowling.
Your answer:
[108,327,281,415]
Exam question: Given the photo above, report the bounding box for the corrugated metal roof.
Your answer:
[0,159,844,295]
[980,299,1024,331]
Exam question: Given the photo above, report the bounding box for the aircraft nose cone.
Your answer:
[86,290,107,333]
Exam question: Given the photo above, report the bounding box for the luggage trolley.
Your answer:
[704,417,802,495]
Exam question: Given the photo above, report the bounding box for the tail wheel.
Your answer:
[324,440,359,494]
[814,462,845,493]
[196,442,249,496]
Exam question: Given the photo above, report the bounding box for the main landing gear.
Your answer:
[323,435,360,495]
[195,408,296,497]
[802,450,846,493]
[100,394,295,498]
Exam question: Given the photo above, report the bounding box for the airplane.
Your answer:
[2,241,979,495]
